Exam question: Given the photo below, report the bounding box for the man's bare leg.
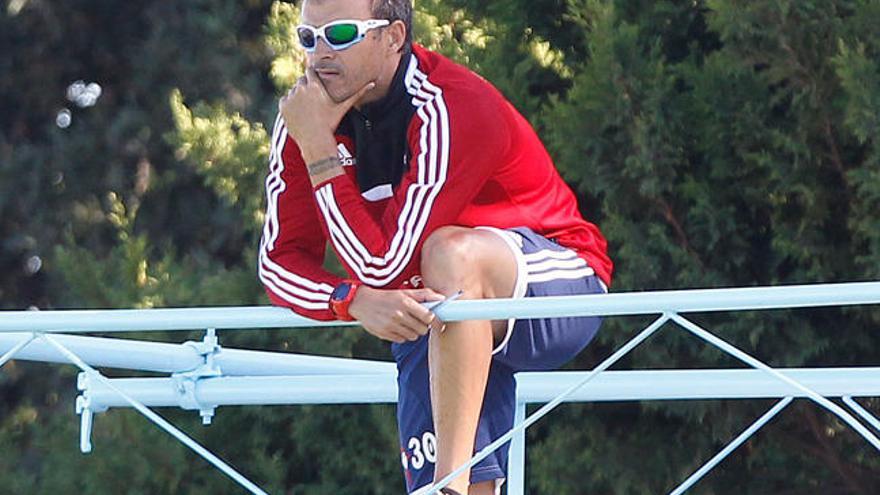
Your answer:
[420,227,518,494]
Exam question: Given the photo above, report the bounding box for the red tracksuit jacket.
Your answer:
[260,44,612,320]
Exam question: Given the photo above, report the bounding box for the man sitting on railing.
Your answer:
[259,0,613,493]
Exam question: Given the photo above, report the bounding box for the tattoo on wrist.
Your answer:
[307,156,341,177]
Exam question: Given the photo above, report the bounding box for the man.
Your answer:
[259,0,612,493]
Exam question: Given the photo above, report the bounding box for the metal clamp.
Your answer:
[74,328,224,454]
[76,372,108,454]
[173,328,223,425]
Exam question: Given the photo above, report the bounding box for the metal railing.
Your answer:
[2,281,880,494]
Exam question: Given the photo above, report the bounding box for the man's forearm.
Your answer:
[300,138,343,186]
[307,155,344,185]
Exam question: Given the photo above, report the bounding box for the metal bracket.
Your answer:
[75,372,108,454]
[173,328,223,425]
[74,328,223,454]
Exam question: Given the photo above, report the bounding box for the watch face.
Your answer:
[332,282,352,301]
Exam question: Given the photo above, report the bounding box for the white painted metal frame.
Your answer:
[1,281,880,494]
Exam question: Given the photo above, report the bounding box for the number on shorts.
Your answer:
[405,431,437,471]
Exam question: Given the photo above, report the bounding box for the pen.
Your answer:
[427,290,463,333]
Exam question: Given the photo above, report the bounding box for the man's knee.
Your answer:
[420,226,478,286]
[420,227,517,302]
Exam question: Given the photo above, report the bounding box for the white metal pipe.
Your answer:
[80,368,880,410]
[508,400,527,495]
[82,374,398,408]
[0,333,201,372]
[514,367,880,402]
[669,397,794,495]
[429,314,669,494]
[0,333,36,368]
[671,314,880,452]
[43,335,270,495]
[0,306,333,333]
[0,333,394,375]
[2,282,880,334]
[0,282,876,495]
[216,347,394,376]
[843,396,880,432]
[452,281,880,320]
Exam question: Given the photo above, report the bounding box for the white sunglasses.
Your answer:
[296,19,390,52]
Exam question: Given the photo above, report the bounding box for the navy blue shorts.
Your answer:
[392,227,606,493]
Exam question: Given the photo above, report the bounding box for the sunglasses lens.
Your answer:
[325,23,359,45]
[297,27,316,49]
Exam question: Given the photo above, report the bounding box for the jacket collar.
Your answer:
[354,45,412,122]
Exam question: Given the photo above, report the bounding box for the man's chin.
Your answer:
[323,80,369,106]
[326,88,353,104]
[328,92,349,104]
[317,78,349,103]
[333,91,369,107]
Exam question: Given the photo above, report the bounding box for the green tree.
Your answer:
[3,1,880,494]
[539,0,880,493]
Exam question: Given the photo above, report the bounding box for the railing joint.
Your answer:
[174,328,222,425]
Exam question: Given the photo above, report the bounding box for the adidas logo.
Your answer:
[337,143,356,167]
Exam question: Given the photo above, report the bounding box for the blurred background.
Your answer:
[1,0,879,493]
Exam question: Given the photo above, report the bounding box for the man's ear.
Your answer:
[386,19,407,53]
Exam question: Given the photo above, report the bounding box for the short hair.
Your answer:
[371,0,412,50]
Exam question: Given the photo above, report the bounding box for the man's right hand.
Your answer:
[348,286,446,343]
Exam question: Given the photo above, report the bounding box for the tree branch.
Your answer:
[822,117,850,191]
[654,198,706,270]
[800,407,869,494]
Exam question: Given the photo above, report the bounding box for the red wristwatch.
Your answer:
[329,280,360,321]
